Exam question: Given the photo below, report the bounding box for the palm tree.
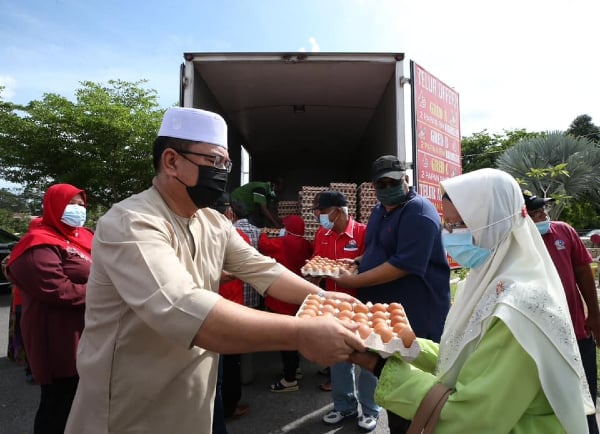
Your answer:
[496,132,600,220]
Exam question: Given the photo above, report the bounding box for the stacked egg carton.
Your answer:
[277,200,301,218]
[299,186,328,241]
[329,182,357,220]
[358,182,378,224]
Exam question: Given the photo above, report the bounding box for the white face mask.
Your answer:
[61,204,87,227]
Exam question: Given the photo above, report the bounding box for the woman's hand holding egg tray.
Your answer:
[297,294,419,360]
[301,256,358,278]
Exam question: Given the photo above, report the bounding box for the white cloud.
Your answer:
[308,37,320,52]
[0,75,17,100]
[298,37,321,53]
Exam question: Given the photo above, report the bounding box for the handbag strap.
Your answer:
[407,383,453,434]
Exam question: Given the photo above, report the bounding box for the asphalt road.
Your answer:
[0,292,391,434]
[2,291,599,434]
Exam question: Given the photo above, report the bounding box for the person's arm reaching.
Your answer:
[575,264,600,345]
[193,297,365,366]
[333,262,408,289]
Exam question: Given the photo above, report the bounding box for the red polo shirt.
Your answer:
[313,217,367,295]
[542,220,592,340]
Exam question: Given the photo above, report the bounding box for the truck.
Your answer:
[179,52,410,196]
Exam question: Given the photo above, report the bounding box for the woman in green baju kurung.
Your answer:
[351,168,594,433]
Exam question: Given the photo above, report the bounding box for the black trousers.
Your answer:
[280,350,299,382]
[34,376,78,434]
[222,354,242,417]
[578,336,599,434]
[213,356,229,434]
[388,412,412,434]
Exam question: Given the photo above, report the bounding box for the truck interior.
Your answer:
[181,53,407,198]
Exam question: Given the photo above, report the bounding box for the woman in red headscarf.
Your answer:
[259,215,313,392]
[7,183,94,434]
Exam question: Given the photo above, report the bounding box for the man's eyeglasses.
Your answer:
[527,204,552,219]
[176,150,233,173]
[442,221,467,233]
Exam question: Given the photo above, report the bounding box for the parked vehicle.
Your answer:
[580,229,600,248]
[0,228,19,292]
[179,52,410,193]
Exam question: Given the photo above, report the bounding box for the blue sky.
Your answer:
[1,0,599,189]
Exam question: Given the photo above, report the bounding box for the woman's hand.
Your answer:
[349,351,380,373]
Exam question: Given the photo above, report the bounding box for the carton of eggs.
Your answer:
[300,256,358,278]
[296,294,416,354]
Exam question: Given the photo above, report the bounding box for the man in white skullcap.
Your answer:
[65,107,364,434]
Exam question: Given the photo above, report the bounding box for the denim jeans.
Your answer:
[331,361,380,418]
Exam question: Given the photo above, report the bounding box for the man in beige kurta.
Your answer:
[65,107,364,434]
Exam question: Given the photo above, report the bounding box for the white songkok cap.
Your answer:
[158,107,228,149]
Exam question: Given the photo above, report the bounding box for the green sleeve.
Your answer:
[410,338,439,373]
[375,318,561,433]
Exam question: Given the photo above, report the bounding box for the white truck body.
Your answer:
[179,52,410,197]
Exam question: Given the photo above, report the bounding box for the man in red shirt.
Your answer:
[312,191,367,295]
[524,191,600,434]
[312,191,378,431]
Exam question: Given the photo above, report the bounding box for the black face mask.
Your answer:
[177,164,228,209]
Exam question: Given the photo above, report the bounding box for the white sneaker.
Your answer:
[322,409,358,425]
[357,414,378,432]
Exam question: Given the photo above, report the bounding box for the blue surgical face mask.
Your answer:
[535,219,551,235]
[376,185,406,206]
[319,213,335,231]
[61,204,87,228]
[442,229,491,269]
[279,228,286,237]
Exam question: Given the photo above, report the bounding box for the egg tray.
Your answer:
[300,256,358,278]
[300,267,358,278]
[296,295,419,359]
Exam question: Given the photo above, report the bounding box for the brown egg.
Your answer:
[392,323,407,335]
[320,304,336,315]
[389,314,406,326]
[371,311,388,321]
[306,294,322,302]
[352,312,369,323]
[323,298,339,308]
[338,301,353,312]
[388,302,403,312]
[305,299,321,309]
[337,310,354,321]
[353,303,369,314]
[370,317,388,328]
[398,328,416,347]
[301,303,318,313]
[357,323,373,340]
[370,303,387,314]
[374,325,394,343]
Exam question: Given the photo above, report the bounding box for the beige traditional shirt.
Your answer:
[65,187,284,434]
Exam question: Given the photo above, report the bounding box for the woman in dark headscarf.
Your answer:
[7,183,94,434]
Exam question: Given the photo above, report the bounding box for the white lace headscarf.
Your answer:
[438,168,593,433]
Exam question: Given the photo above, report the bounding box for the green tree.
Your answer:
[461,129,540,173]
[496,132,600,225]
[566,114,600,143]
[0,80,164,209]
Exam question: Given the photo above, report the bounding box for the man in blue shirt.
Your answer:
[334,155,451,433]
